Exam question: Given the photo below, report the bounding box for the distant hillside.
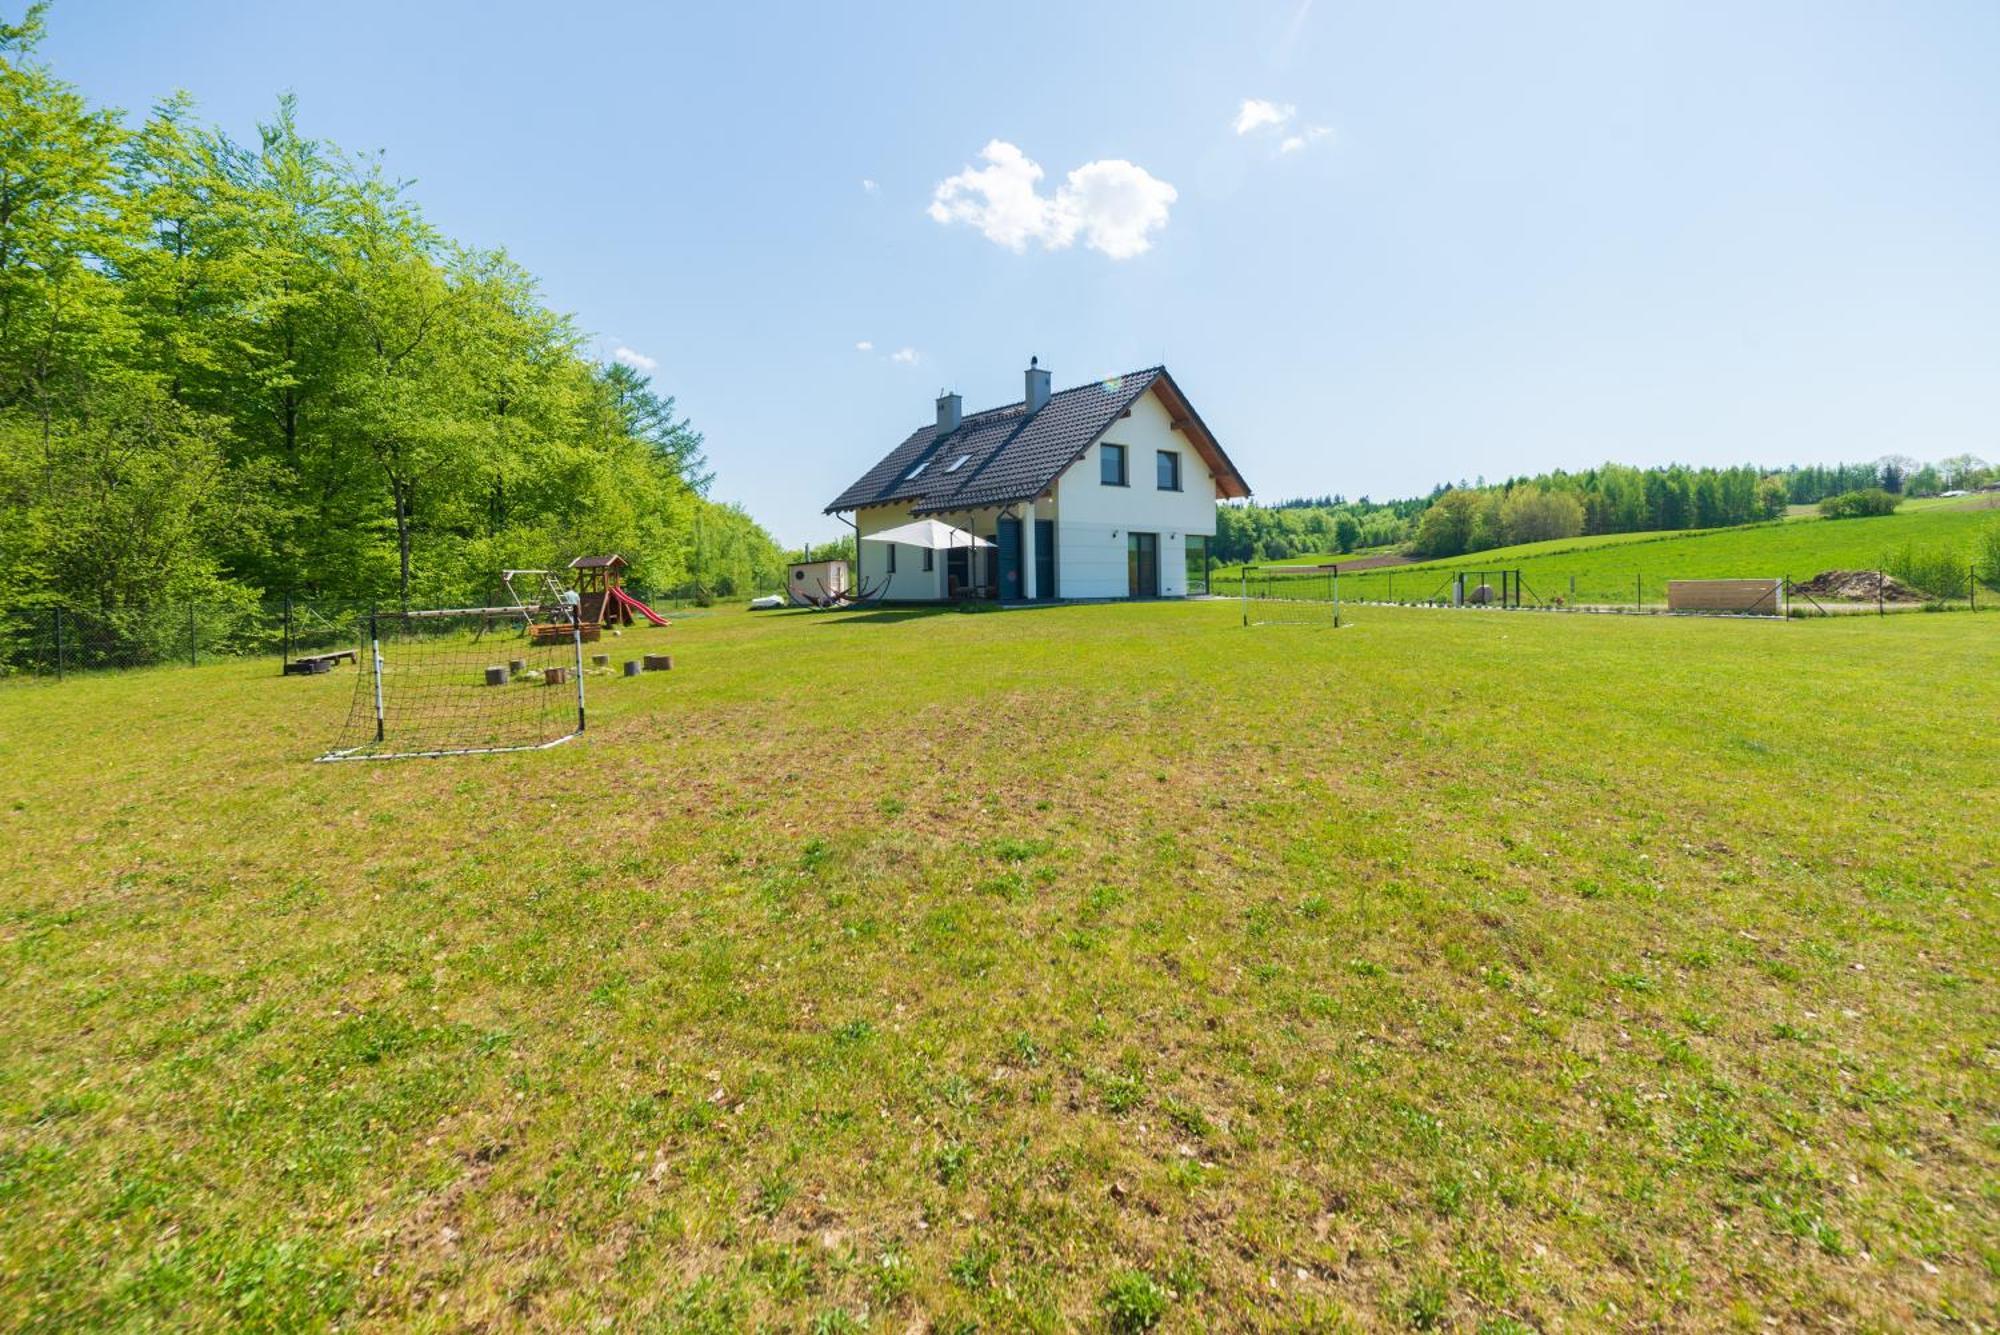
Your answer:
[1220,497,2000,606]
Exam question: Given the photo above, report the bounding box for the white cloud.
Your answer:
[890,347,918,364]
[612,346,657,372]
[928,141,1054,252]
[861,178,878,193]
[1233,98,1295,135]
[1279,125,1333,154]
[927,140,1177,261]
[1056,158,1179,260]
[854,340,874,352]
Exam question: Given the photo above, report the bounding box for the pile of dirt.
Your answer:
[1793,569,1924,602]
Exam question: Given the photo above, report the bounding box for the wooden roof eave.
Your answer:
[1152,371,1250,500]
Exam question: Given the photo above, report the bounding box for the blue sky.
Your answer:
[51,0,2000,544]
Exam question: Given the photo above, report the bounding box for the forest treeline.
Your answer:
[0,5,784,624]
[1216,455,1994,565]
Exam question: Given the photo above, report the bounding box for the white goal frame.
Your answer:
[1241,564,1344,628]
[316,604,586,762]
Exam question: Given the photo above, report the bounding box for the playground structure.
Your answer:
[503,558,670,646]
[569,555,671,628]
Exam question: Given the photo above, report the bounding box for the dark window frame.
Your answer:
[1101,442,1128,487]
[887,545,897,574]
[921,548,934,572]
[1156,449,1182,491]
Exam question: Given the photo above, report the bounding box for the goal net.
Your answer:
[1240,565,1343,628]
[319,604,585,761]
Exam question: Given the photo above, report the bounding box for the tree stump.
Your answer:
[642,653,674,672]
[508,658,526,674]
[484,665,509,686]
[623,660,643,677]
[544,665,569,686]
[591,652,611,668]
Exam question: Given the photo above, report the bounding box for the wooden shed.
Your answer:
[788,559,850,607]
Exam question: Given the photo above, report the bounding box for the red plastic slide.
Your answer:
[608,585,670,626]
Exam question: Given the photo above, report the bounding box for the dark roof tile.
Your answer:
[827,368,1191,515]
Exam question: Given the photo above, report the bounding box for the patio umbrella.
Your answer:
[860,518,993,550]
[863,518,993,597]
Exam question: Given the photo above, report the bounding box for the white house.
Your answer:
[825,360,1250,601]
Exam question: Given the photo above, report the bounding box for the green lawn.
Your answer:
[2,603,1995,1329]
[1222,502,2000,607]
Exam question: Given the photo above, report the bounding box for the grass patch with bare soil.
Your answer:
[0,602,1994,1329]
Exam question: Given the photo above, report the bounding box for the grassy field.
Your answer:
[1223,501,2000,607]
[2,602,1996,1330]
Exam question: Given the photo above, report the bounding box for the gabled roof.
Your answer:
[825,366,1250,516]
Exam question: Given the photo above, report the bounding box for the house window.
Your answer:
[906,459,930,480]
[1101,443,1128,486]
[922,549,934,572]
[944,454,972,473]
[1156,450,1181,491]
[887,546,897,574]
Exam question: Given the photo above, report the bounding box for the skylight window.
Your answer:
[905,460,930,480]
[944,454,972,473]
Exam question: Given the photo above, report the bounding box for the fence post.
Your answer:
[370,607,386,743]
[189,603,198,668]
[1635,574,1641,612]
[283,594,293,670]
[1878,569,1884,617]
[53,607,63,682]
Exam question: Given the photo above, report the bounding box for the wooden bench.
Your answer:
[284,649,357,676]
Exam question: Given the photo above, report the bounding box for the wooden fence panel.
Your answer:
[1666,578,1781,614]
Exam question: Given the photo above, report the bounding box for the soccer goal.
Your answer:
[1240,564,1343,628]
[318,601,586,761]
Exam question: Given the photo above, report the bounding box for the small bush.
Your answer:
[1102,1270,1170,1332]
[1886,543,1969,600]
[1977,518,2000,590]
[1817,488,1901,519]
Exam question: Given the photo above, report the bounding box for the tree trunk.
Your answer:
[394,480,412,605]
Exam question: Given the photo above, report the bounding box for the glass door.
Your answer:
[1127,531,1158,597]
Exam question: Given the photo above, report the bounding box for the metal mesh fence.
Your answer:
[1221,562,1993,616]
[0,587,700,684]
[0,599,363,680]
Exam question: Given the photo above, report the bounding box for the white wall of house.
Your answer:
[854,505,945,600]
[1051,387,1220,599]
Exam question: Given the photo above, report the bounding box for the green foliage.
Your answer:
[1885,542,1970,600]
[1499,484,1584,545]
[0,10,783,644]
[1975,518,2000,590]
[1214,497,1413,564]
[1817,488,1901,519]
[1411,488,1484,558]
[1102,1270,1170,1331]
